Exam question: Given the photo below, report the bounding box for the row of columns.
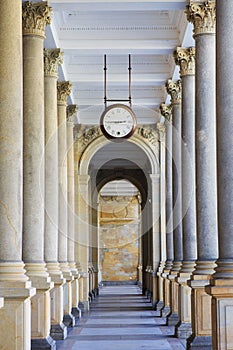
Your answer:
[0,1,91,349]
[155,1,233,349]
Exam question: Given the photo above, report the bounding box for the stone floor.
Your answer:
[57,285,186,350]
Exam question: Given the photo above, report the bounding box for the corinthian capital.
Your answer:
[22,1,52,38]
[174,47,195,76]
[67,105,78,124]
[160,103,172,122]
[166,79,182,104]
[186,1,216,36]
[44,49,64,77]
[57,81,72,105]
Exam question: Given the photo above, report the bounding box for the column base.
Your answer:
[156,300,164,311]
[71,306,81,319]
[78,301,89,312]
[50,323,67,340]
[63,313,75,327]
[161,305,170,317]
[31,336,56,350]
[187,335,212,350]
[167,312,179,326]
[175,322,192,339]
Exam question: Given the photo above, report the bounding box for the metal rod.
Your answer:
[128,54,132,106]
[104,54,107,106]
[105,99,131,102]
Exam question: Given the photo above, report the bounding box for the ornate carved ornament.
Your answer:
[57,81,72,105]
[67,104,78,124]
[22,1,52,38]
[160,103,172,122]
[44,49,63,77]
[186,1,216,36]
[166,79,182,104]
[136,125,159,145]
[174,47,195,76]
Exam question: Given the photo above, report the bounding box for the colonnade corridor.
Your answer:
[56,285,186,350]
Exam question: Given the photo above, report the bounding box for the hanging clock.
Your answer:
[100,103,137,140]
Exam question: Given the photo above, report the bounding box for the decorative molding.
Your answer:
[136,126,159,145]
[67,104,78,124]
[44,49,63,77]
[57,81,72,105]
[74,124,159,156]
[74,125,102,150]
[174,47,195,76]
[59,25,177,32]
[22,1,52,38]
[166,79,182,104]
[186,1,216,36]
[156,122,166,141]
[160,103,172,122]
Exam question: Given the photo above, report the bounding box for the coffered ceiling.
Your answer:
[45,0,194,125]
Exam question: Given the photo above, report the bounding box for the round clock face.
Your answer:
[100,104,136,139]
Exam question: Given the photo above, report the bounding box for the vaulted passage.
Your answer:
[57,285,185,350]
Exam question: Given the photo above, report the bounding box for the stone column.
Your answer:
[206,1,233,349]
[76,174,91,311]
[160,103,173,318]
[186,2,218,349]
[166,79,182,326]
[156,123,167,311]
[57,81,75,328]
[174,47,197,339]
[150,173,161,309]
[0,2,36,349]
[44,48,67,341]
[22,2,54,348]
[67,104,81,319]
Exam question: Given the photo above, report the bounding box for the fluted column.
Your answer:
[67,105,81,319]
[156,123,167,311]
[206,1,233,349]
[166,79,182,327]
[57,81,75,328]
[186,2,217,349]
[160,103,173,318]
[44,49,67,341]
[22,2,54,348]
[174,47,197,339]
[0,2,35,349]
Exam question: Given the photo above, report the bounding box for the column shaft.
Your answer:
[186,2,217,348]
[0,2,35,349]
[206,2,233,349]
[174,47,196,340]
[22,3,54,347]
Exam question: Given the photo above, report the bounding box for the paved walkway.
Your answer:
[57,285,186,350]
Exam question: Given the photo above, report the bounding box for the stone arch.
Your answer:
[77,132,160,176]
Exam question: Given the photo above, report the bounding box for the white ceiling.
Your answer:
[45,0,194,124]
